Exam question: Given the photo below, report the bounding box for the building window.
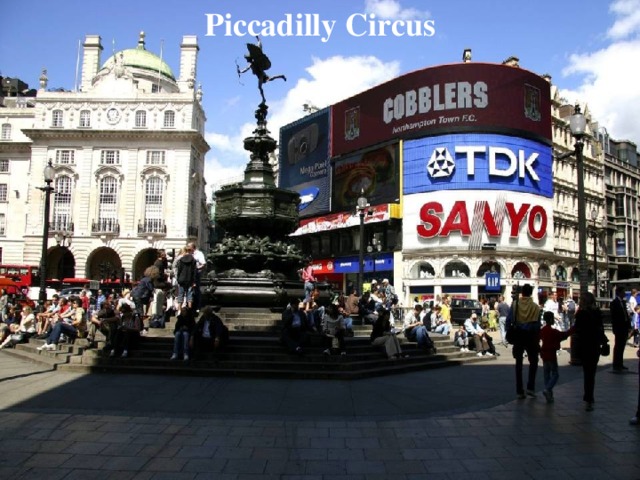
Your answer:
[616,194,625,216]
[0,214,4,235]
[144,177,164,231]
[52,109,63,128]
[163,110,175,128]
[151,84,160,93]
[100,150,120,165]
[0,159,8,172]
[135,110,147,128]
[0,184,7,202]
[98,176,119,224]
[1,124,11,140]
[55,150,75,165]
[79,110,91,128]
[53,175,73,231]
[146,151,165,165]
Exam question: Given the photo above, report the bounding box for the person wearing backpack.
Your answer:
[176,244,197,313]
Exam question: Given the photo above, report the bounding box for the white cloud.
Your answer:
[607,0,640,39]
[364,0,431,20]
[204,55,400,192]
[561,0,640,142]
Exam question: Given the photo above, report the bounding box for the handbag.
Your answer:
[505,300,518,344]
[600,342,610,356]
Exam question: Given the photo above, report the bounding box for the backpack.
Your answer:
[176,254,196,286]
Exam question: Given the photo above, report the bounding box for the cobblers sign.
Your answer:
[402,191,553,252]
[331,63,551,157]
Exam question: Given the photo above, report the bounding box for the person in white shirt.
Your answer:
[464,313,494,357]
[187,241,206,310]
[543,292,562,330]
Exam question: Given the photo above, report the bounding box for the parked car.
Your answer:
[59,287,98,299]
[450,298,482,326]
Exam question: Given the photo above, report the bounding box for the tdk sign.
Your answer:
[404,133,553,198]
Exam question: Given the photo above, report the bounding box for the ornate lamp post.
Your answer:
[356,192,369,296]
[568,105,589,296]
[556,105,587,366]
[37,160,55,309]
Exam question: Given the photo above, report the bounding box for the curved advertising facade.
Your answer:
[403,133,554,252]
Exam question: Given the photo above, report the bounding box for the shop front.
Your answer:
[310,252,394,294]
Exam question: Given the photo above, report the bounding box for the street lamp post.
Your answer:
[38,160,55,309]
[590,208,599,297]
[568,105,589,297]
[356,192,369,297]
[561,105,588,366]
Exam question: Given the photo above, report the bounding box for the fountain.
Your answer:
[204,37,305,308]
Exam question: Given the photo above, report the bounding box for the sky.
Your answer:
[1,0,639,197]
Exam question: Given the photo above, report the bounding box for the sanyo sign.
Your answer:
[402,190,554,253]
[403,133,553,198]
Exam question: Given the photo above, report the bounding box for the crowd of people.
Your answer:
[0,242,231,362]
[3,264,639,422]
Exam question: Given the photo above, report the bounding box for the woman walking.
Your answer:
[573,292,609,411]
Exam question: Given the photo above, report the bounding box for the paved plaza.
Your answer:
[0,334,639,479]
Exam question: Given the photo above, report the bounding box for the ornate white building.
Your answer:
[0,32,209,281]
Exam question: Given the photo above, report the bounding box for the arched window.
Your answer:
[79,110,91,128]
[97,176,119,232]
[444,260,470,278]
[135,110,147,128]
[538,265,551,280]
[163,110,175,128]
[477,261,501,277]
[53,176,73,231]
[143,177,164,233]
[1,123,11,140]
[512,262,531,279]
[52,109,63,127]
[413,262,435,279]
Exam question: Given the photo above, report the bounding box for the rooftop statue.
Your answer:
[237,36,286,105]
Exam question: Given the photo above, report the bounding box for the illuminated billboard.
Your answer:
[331,63,551,156]
[403,133,553,198]
[403,190,554,253]
[331,143,400,212]
[278,108,331,218]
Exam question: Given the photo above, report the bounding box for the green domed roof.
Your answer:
[100,32,175,80]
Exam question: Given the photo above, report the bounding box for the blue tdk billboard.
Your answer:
[278,108,331,218]
[403,133,553,198]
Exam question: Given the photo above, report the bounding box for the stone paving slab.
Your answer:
[0,333,639,478]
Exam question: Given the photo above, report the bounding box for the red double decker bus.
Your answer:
[0,264,39,291]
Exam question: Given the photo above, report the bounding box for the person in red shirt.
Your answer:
[539,311,574,403]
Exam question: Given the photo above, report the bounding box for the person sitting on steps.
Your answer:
[371,307,406,360]
[321,303,347,357]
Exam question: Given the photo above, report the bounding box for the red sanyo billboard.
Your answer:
[331,62,552,157]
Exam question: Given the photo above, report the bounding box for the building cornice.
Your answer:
[21,128,210,153]
[0,141,32,152]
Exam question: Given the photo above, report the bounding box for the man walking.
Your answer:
[497,295,510,346]
[610,286,630,372]
[507,283,541,399]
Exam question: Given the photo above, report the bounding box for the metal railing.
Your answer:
[137,219,166,235]
[91,218,120,235]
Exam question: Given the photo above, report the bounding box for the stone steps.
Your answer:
[9,332,495,380]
